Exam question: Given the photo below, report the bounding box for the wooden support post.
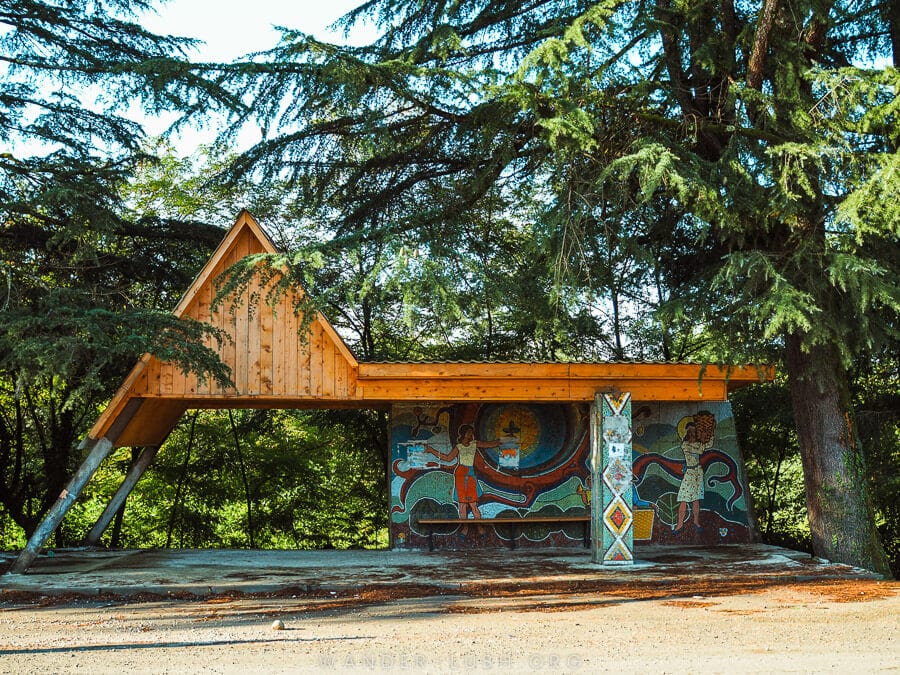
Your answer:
[591,392,634,565]
[6,437,114,575]
[84,445,160,546]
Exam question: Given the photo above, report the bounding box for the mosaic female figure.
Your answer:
[673,412,716,533]
[427,424,499,519]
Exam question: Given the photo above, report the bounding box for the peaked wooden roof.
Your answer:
[88,211,771,449]
[90,211,359,447]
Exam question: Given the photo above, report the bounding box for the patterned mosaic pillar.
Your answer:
[590,392,633,565]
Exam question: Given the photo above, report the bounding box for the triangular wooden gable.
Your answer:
[90,211,359,448]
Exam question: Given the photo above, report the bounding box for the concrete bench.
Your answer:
[416,515,590,551]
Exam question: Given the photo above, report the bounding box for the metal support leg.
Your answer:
[84,445,160,546]
[6,437,114,575]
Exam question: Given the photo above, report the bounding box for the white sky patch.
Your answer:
[3,1,374,158]
[140,0,373,61]
[136,0,374,154]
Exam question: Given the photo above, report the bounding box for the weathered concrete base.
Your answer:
[0,545,882,600]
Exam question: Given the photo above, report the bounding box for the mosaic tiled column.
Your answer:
[590,392,633,565]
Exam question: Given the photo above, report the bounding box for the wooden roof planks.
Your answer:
[89,211,773,448]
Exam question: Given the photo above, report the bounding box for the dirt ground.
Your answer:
[1,572,897,673]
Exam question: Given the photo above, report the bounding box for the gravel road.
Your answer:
[1,574,897,673]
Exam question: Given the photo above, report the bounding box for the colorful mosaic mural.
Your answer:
[630,402,753,544]
[390,400,752,550]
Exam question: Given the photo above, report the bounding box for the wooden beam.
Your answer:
[356,377,728,402]
[113,400,187,448]
[88,359,152,441]
[358,362,573,379]
[87,362,758,451]
[358,361,766,382]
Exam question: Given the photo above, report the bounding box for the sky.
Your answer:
[141,0,372,61]
[137,0,374,151]
[0,1,375,158]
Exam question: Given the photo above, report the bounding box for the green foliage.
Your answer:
[121,140,304,239]
[852,354,900,577]
[0,0,237,539]
[76,409,388,551]
[731,382,811,551]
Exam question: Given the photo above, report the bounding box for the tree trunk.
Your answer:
[784,334,891,576]
[888,1,900,68]
[746,0,780,91]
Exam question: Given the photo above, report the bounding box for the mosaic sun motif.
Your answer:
[494,405,539,458]
[475,403,580,474]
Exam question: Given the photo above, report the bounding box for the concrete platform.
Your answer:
[0,544,882,600]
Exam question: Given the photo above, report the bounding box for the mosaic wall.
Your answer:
[390,401,752,550]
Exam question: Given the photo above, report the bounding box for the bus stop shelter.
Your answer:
[7,212,770,575]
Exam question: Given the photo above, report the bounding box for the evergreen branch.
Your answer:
[637,112,787,144]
